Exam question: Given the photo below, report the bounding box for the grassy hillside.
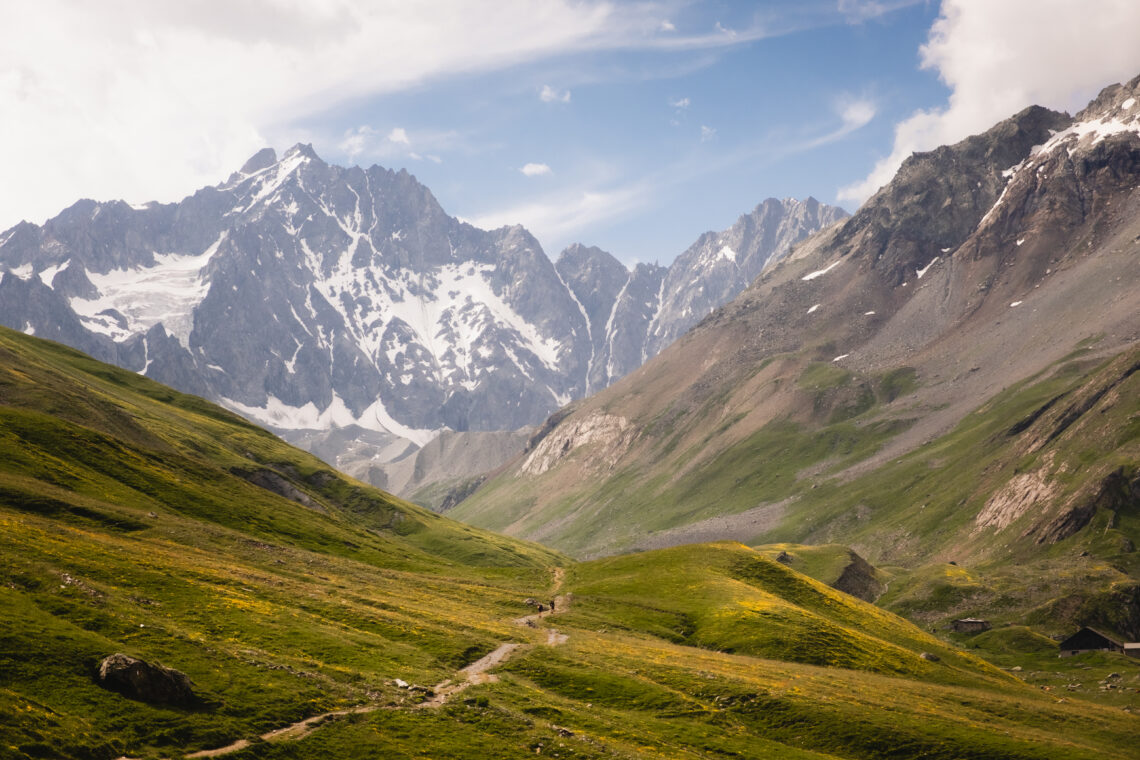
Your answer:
[2,326,1138,758]
[458,340,1140,637]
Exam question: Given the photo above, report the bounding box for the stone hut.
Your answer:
[949,618,991,634]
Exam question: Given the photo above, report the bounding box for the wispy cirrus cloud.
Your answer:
[798,96,877,150]
[0,0,794,230]
[837,0,925,24]
[467,174,652,247]
[471,90,881,252]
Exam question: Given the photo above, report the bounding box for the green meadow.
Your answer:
[1,326,1138,759]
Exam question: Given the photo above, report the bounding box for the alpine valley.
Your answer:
[1,319,1136,759]
[454,76,1140,640]
[0,148,842,499]
[3,43,1140,760]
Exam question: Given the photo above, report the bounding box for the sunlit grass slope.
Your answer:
[2,326,1137,759]
[559,543,1001,685]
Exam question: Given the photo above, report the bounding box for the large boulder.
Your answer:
[96,653,195,706]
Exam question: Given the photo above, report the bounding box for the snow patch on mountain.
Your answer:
[70,233,226,348]
[222,392,434,446]
[1033,112,1140,158]
[5,263,33,280]
[802,260,841,281]
[916,257,939,279]
[37,260,70,287]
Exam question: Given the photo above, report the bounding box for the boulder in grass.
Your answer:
[96,653,195,706]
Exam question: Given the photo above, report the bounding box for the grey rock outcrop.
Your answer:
[96,653,195,706]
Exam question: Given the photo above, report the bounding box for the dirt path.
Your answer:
[177,565,571,757]
[183,704,382,757]
[417,641,523,708]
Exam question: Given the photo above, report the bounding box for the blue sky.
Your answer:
[292,2,948,263]
[3,1,1139,266]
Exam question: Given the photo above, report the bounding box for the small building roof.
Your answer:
[953,617,989,623]
[1059,626,1124,648]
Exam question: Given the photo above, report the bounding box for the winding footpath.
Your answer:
[164,566,570,759]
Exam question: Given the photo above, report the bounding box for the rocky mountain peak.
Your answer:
[1075,72,1140,121]
[644,197,849,356]
[833,104,1071,285]
[284,142,321,161]
[451,72,1140,570]
[239,147,278,175]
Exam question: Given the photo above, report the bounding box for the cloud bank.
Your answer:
[0,0,741,230]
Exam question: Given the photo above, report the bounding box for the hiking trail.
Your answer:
[154,565,570,759]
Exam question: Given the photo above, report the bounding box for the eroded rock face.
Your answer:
[520,413,633,476]
[237,467,318,510]
[97,653,195,706]
[831,551,885,602]
[975,470,1057,532]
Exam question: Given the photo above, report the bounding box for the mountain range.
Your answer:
[0,152,842,492]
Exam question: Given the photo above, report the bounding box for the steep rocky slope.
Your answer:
[454,74,1140,601]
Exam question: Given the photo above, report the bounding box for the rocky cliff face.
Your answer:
[0,151,842,480]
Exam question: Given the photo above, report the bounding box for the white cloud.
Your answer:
[840,0,1140,206]
[660,19,676,32]
[520,162,553,177]
[838,0,923,24]
[839,99,877,131]
[468,179,650,248]
[540,84,572,103]
[700,125,717,141]
[337,124,454,163]
[0,0,775,230]
[797,96,877,150]
[339,125,378,159]
[714,22,736,38]
[669,96,691,109]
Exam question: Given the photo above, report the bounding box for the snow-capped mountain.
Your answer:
[554,198,848,395]
[643,197,848,358]
[0,145,843,459]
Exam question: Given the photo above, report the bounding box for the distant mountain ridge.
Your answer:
[0,149,844,466]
